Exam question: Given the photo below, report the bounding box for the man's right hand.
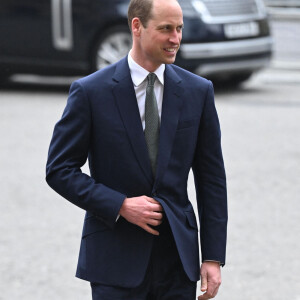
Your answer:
[119,196,164,235]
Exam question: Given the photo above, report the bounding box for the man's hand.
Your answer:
[119,196,164,235]
[198,261,222,299]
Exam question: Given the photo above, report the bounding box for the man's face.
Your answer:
[136,0,183,71]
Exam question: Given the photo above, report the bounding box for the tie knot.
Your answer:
[147,73,156,86]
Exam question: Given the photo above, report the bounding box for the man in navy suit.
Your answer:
[46,0,227,299]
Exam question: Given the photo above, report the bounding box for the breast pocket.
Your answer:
[176,118,198,131]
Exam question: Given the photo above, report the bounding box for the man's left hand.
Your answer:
[198,261,221,299]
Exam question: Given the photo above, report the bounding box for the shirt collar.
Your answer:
[128,51,165,87]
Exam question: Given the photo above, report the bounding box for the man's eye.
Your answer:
[159,25,170,31]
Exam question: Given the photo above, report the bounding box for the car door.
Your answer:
[0,0,53,59]
[0,0,73,61]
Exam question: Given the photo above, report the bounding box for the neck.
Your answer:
[130,49,161,73]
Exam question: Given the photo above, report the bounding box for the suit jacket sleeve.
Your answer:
[192,81,228,265]
[46,81,126,229]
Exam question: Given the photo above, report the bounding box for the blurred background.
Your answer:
[0,0,299,299]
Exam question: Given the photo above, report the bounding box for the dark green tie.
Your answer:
[145,73,160,176]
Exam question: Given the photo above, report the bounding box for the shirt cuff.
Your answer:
[203,260,223,266]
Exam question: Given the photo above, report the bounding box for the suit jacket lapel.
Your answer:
[112,58,153,185]
[154,65,184,190]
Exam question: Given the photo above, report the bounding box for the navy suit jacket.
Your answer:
[46,57,227,288]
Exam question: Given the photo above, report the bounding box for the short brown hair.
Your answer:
[127,0,154,31]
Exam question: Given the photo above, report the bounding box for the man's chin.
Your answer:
[163,56,177,65]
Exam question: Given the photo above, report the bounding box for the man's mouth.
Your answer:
[164,47,178,53]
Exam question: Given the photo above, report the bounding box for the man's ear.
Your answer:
[132,17,142,37]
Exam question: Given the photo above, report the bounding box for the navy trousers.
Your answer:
[90,219,197,300]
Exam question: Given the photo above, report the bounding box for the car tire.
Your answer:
[91,26,132,72]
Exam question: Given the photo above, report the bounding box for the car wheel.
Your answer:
[92,26,132,72]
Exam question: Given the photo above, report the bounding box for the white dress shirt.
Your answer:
[128,52,165,130]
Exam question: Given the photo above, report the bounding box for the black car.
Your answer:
[0,0,273,84]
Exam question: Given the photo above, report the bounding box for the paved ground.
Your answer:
[1,18,300,300]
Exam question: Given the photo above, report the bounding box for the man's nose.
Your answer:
[169,30,181,45]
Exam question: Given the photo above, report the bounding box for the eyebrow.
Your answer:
[157,23,184,28]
